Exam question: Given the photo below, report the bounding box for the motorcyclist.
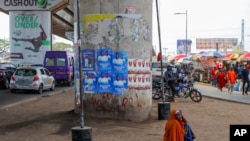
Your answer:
[164,64,177,102]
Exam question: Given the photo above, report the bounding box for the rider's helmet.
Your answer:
[167,64,173,71]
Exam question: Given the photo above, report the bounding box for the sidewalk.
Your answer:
[195,82,250,105]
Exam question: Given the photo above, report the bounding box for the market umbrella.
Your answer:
[166,54,175,62]
[176,57,191,64]
[230,53,240,60]
[173,54,186,61]
[240,52,250,61]
[201,51,223,58]
[222,53,233,61]
[190,53,201,61]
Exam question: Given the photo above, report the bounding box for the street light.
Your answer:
[174,10,188,56]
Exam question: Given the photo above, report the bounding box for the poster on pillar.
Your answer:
[9,11,51,66]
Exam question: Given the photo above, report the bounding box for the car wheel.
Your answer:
[37,84,43,94]
[50,82,55,91]
[4,79,10,89]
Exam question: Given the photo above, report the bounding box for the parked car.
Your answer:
[0,62,17,89]
[151,59,168,83]
[9,66,55,94]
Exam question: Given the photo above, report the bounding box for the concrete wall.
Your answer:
[74,0,153,122]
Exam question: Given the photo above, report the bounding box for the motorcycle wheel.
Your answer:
[152,87,162,100]
[164,87,174,102]
[189,89,202,102]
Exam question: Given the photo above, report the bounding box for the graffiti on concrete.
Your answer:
[86,92,144,112]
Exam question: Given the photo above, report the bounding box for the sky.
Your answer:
[153,0,250,54]
[1,0,250,54]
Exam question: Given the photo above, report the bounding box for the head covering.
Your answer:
[163,109,185,141]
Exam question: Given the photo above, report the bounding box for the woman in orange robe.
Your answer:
[227,67,237,94]
[163,109,186,141]
[217,68,226,91]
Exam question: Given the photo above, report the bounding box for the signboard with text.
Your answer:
[9,11,51,66]
[196,38,238,50]
[0,0,66,11]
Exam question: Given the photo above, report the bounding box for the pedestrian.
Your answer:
[163,109,195,141]
[241,65,249,95]
[210,67,217,87]
[216,68,226,92]
[227,67,237,94]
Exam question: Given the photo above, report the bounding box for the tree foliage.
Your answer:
[0,38,10,54]
[52,42,73,51]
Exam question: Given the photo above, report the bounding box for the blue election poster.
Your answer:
[83,71,97,93]
[97,48,112,71]
[97,71,113,93]
[112,51,128,73]
[112,73,128,94]
[82,49,95,71]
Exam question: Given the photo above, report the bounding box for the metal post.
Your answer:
[174,10,188,56]
[72,1,92,140]
[77,0,84,128]
[185,10,188,56]
[155,0,165,102]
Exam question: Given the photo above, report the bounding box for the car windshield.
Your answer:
[151,62,168,69]
[15,69,37,76]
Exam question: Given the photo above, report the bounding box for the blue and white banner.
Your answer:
[112,51,128,73]
[97,71,113,93]
[97,48,112,71]
[112,73,128,94]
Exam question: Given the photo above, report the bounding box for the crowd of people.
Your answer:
[210,63,250,95]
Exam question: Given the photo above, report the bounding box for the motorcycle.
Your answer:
[152,79,202,102]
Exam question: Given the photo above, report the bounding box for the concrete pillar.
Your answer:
[74,0,152,122]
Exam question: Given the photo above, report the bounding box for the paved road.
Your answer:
[1,82,249,110]
[0,85,73,109]
[195,82,250,105]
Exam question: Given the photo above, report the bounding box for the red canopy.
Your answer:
[240,52,250,61]
[173,54,186,61]
[222,53,232,60]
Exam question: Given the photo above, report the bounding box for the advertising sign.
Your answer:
[9,11,51,66]
[0,0,66,11]
[177,39,192,55]
[196,38,238,50]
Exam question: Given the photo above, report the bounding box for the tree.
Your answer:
[52,42,73,52]
[0,38,10,56]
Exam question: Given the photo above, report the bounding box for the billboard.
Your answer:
[196,38,238,50]
[0,0,66,11]
[9,11,51,66]
[177,39,192,55]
